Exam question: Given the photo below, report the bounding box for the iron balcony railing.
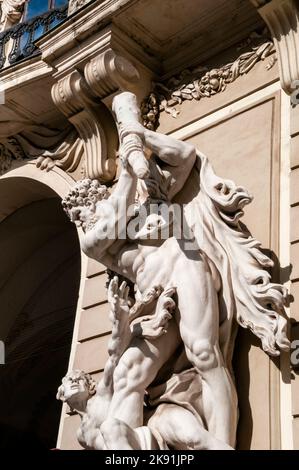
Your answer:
[0,4,68,70]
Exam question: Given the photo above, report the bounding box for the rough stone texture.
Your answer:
[68,0,92,15]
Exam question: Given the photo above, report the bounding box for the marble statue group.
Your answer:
[57,92,290,450]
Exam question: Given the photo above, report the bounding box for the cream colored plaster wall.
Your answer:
[169,82,282,449]
[290,102,299,449]
[158,49,295,448]
[57,258,110,450]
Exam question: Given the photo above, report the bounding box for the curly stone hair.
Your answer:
[62,179,110,230]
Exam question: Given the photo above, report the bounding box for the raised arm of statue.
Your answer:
[80,164,137,259]
[119,120,196,200]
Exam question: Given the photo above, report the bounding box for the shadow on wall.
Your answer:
[233,248,292,450]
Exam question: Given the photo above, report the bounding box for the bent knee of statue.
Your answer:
[100,418,121,443]
[186,339,218,372]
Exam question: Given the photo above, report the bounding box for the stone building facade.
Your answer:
[0,0,298,450]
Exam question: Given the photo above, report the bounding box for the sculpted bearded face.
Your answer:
[56,370,96,411]
[62,179,109,230]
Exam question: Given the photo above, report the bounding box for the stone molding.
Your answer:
[84,49,140,99]
[52,49,141,181]
[141,39,275,130]
[251,0,299,94]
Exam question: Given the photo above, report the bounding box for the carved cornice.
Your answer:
[251,0,299,94]
[52,50,141,181]
[84,49,140,99]
[141,40,275,130]
[52,70,117,182]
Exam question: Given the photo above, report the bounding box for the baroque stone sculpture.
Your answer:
[58,91,290,450]
[0,0,25,32]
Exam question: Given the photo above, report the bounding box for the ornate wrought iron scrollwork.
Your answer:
[0,5,68,70]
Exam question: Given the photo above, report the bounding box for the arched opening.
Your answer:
[0,176,81,450]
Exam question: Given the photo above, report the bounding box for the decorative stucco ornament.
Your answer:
[68,0,92,15]
[60,91,290,450]
[142,40,275,130]
[0,137,25,175]
[0,0,25,31]
[0,121,84,175]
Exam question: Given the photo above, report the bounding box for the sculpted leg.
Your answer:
[100,418,143,450]
[104,320,180,430]
[148,404,233,450]
[183,337,238,447]
[175,263,238,447]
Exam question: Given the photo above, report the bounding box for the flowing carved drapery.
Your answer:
[0,137,24,175]
[0,125,84,175]
[0,49,142,180]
